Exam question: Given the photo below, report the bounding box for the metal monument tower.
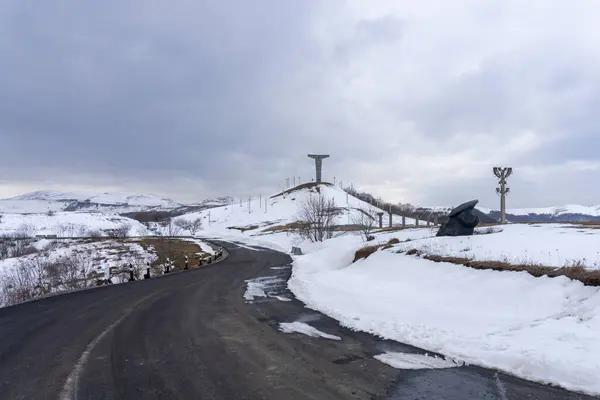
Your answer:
[307,154,330,183]
[493,166,512,224]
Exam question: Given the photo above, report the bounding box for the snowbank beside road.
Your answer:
[288,234,600,395]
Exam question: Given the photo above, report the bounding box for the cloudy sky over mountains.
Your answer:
[1,0,599,208]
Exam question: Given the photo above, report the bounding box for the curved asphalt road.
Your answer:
[0,240,597,400]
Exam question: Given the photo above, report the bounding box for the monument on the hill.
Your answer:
[307,154,330,183]
[436,199,480,237]
[493,166,512,224]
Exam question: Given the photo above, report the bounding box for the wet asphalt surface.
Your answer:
[0,240,596,400]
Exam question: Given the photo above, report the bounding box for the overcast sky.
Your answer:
[1,1,600,209]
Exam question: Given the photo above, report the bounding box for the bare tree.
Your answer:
[351,206,376,241]
[188,217,203,236]
[174,218,191,234]
[55,224,68,238]
[397,203,416,215]
[153,218,182,264]
[14,223,36,239]
[106,222,131,239]
[297,195,338,242]
[64,223,76,237]
[159,218,182,237]
[86,228,104,238]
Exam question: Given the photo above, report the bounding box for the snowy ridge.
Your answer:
[180,183,421,236]
[6,190,181,207]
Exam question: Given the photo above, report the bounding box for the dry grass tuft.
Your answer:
[262,221,310,233]
[353,244,382,262]
[354,237,403,260]
[137,238,210,271]
[373,226,410,233]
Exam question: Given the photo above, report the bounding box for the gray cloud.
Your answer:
[1,0,600,208]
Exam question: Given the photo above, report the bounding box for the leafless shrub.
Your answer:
[174,218,191,233]
[1,258,50,306]
[297,194,337,242]
[86,228,104,238]
[11,242,39,258]
[55,224,67,238]
[14,223,36,239]
[0,241,9,260]
[105,222,131,239]
[46,209,55,216]
[158,218,182,237]
[351,206,376,242]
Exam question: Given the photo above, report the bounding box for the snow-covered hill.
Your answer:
[0,190,236,215]
[179,183,422,240]
[1,190,184,214]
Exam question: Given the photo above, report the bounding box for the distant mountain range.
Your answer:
[0,190,232,215]
[420,204,600,223]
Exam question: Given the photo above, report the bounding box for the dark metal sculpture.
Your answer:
[436,199,480,237]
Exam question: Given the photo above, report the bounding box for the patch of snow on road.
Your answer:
[374,352,461,369]
[279,322,341,340]
[272,295,291,302]
[243,276,285,302]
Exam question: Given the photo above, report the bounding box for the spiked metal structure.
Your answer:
[493,166,512,224]
[307,154,330,183]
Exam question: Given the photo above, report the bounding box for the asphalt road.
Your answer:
[0,240,597,400]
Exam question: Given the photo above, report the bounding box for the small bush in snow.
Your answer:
[86,228,104,238]
[351,206,377,242]
[105,222,131,239]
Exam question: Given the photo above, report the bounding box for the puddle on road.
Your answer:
[386,368,500,400]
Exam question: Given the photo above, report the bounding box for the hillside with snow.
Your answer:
[1,190,184,214]
[0,190,235,216]
[179,183,424,241]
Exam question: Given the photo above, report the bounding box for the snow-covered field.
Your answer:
[288,235,600,394]
[395,224,600,269]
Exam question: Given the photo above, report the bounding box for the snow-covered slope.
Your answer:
[179,183,422,237]
[0,190,184,214]
[0,190,236,215]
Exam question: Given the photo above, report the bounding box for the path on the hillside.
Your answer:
[0,241,596,400]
